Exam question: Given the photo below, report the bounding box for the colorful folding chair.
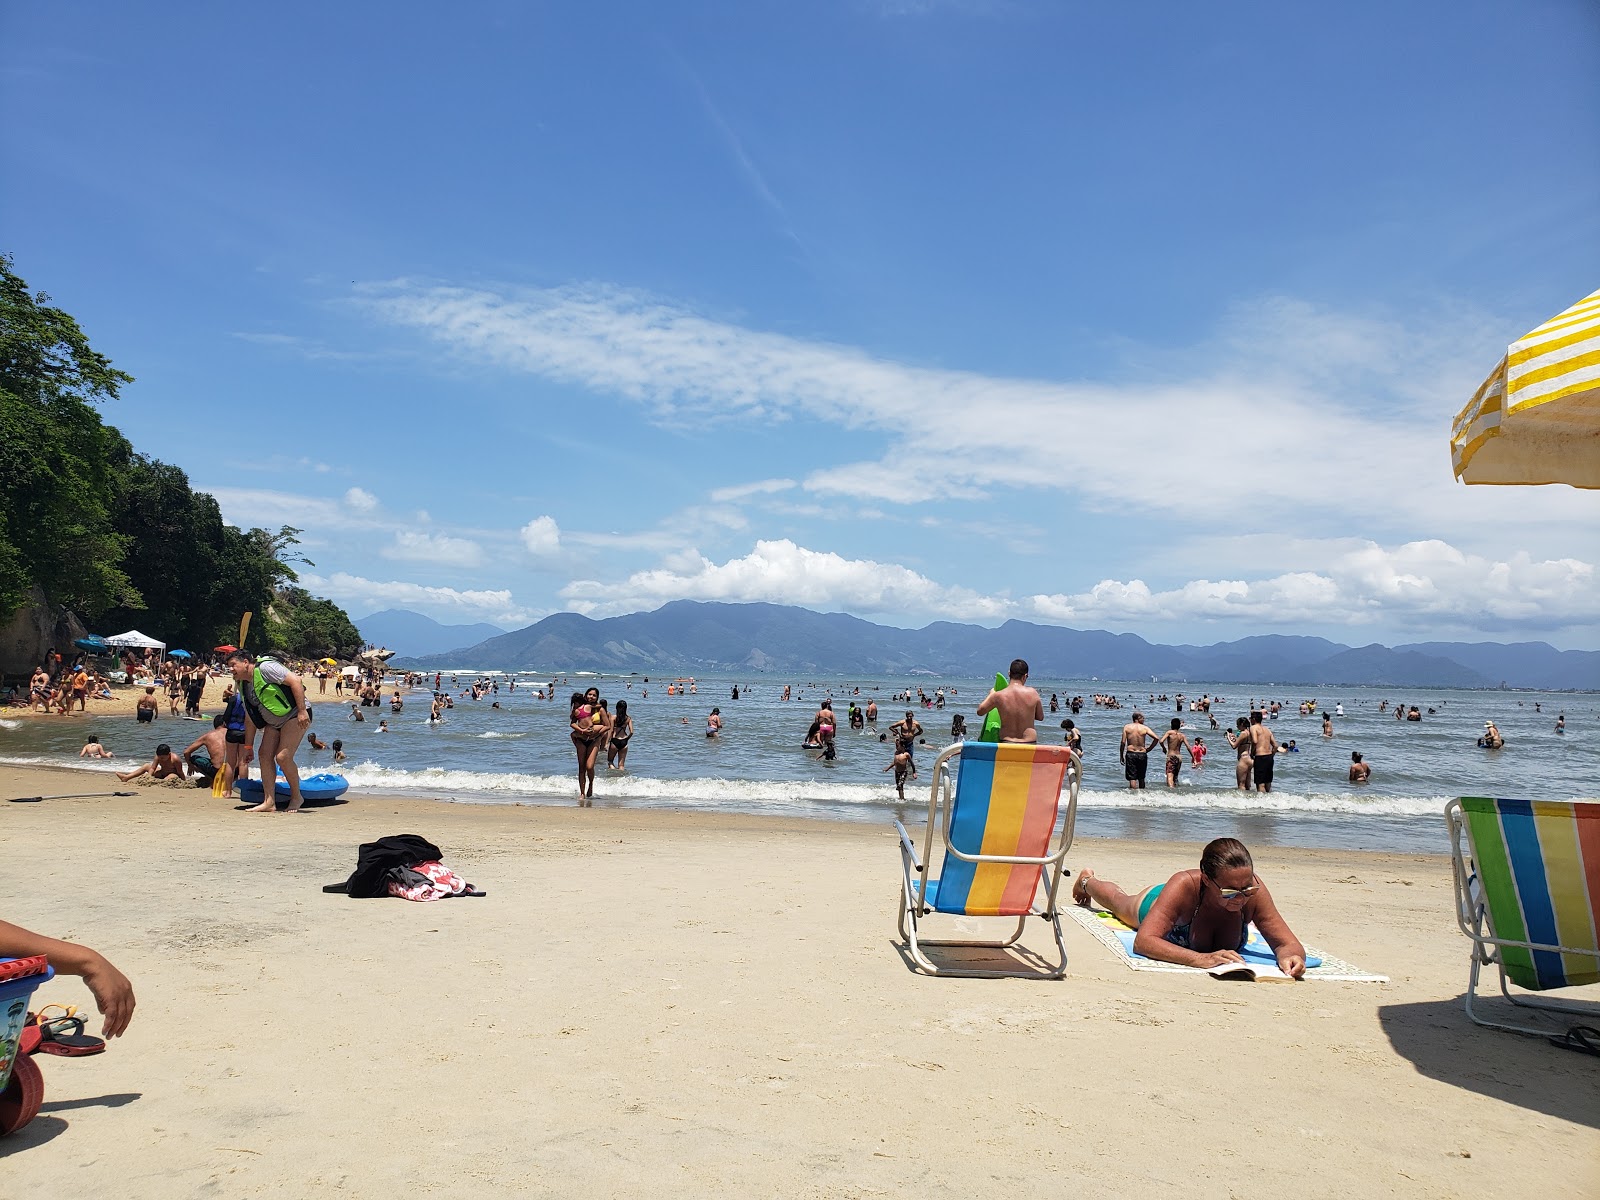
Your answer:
[895,741,1081,979]
[1445,796,1600,1035]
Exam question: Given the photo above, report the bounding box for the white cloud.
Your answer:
[360,281,1593,548]
[561,538,1011,621]
[1026,540,1597,632]
[519,515,561,556]
[709,478,796,503]
[344,486,379,512]
[382,530,485,568]
[300,572,537,627]
[557,536,1595,636]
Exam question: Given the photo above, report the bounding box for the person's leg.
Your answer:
[116,763,152,783]
[222,742,243,798]
[248,727,283,812]
[571,734,587,799]
[1072,870,1151,926]
[583,738,601,799]
[276,721,308,811]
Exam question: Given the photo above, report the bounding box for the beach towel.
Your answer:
[1064,905,1387,982]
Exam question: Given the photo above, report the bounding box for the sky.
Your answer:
[4,1,1598,648]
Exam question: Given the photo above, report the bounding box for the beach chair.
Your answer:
[895,741,1081,979]
[1445,797,1600,1035]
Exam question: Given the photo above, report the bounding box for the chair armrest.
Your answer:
[893,819,923,872]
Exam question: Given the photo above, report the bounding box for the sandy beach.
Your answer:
[2,761,1596,1197]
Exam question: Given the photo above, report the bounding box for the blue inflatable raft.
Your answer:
[237,771,350,807]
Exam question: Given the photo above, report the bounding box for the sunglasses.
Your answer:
[1205,874,1259,901]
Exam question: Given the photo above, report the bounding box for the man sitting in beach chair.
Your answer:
[895,740,1080,979]
[1446,797,1600,1039]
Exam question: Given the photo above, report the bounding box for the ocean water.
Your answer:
[4,670,1596,854]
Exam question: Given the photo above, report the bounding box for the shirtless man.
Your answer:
[1119,711,1161,790]
[1158,718,1191,788]
[135,686,160,725]
[975,658,1043,743]
[890,712,923,780]
[1247,710,1279,792]
[181,716,230,788]
[117,742,186,783]
[1348,751,1371,783]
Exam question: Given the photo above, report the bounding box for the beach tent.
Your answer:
[1451,286,1600,487]
[105,630,166,650]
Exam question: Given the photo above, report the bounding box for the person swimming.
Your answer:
[1070,838,1307,977]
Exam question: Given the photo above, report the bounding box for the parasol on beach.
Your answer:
[319,658,338,666]
[213,644,238,654]
[1451,286,1600,487]
[73,635,109,653]
[167,649,193,659]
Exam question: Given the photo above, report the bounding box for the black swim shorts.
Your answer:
[137,709,154,723]
[1253,754,1275,785]
[225,729,247,745]
[1124,750,1148,783]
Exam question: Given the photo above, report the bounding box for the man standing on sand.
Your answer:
[976,658,1044,743]
[1120,711,1162,790]
[228,650,311,813]
[1248,710,1279,792]
[70,664,90,712]
[1159,718,1192,788]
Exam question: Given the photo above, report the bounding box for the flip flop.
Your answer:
[1548,1026,1600,1057]
[28,1012,106,1057]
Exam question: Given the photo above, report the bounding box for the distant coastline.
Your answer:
[379,600,1600,691]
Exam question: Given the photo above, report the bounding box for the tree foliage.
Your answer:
[1,253,361,653]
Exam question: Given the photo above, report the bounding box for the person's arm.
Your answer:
[181,735,207,760]
[0,920,135,1036]
[1248,886,1307,978]
[976,689,1000,716]
[1131,876,1245,969]
[282,672,309,720]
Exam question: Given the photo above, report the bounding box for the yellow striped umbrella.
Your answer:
[1451,287,1600,487]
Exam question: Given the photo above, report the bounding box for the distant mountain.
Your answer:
[393,600,1596,690]
[1396,641,1600,691]
[355,609,508,659]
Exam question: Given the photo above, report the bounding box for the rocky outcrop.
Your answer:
[0,587,89,678]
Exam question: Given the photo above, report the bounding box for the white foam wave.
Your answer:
[474,731,527,739]
[0,719,21,730]
[331,761,1450,817]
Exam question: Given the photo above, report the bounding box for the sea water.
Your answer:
[4,672,1595,854]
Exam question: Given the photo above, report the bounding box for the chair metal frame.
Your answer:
[1445,797,1600,1036]
[895,741,1081,979]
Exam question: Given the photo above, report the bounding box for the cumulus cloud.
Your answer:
[559,537,1596,635]
[382,530,485,568]
[1026,540,1596,631]
[300,572,536,627]
[344,486,379,512]
[561,538,1010,621]
[519,515,561,556]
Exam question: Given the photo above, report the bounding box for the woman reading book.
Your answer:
[1071,838,1307,978]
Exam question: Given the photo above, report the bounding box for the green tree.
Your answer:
[0,254,138,615]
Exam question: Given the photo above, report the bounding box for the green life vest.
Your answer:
[253,659,294,718]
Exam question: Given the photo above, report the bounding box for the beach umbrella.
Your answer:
[340,665,360,677]
[213,644,237,654]
[73,635,109,653]
[1452,286,1600,487]
[320,658,338,666]
[168,649,193,659]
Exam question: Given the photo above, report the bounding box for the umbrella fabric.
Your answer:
[1452,287,1600,487]
[320,658,338,666]
[105,629,166,649]
[341,666,361,677]
[213,644,238,654]
[168,649,193,659]
[73,636,109,652]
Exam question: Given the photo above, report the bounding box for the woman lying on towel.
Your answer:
[1072,837,1308,978]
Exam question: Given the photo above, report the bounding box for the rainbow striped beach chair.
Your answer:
[1445,797,1600,1035]
[895,742,1081,979]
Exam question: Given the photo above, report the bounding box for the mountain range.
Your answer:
[390,601,1600,690]
[355,609,508,659]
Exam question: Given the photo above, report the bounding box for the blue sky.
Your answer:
[4,1,1598,646]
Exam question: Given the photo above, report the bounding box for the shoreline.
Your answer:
[3,760,1596,1195]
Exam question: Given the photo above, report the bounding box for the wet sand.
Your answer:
[2,763,1596,1197]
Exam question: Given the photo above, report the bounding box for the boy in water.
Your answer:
[975,658,1043,743]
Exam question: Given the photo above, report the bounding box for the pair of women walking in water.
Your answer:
[569,687,633,804]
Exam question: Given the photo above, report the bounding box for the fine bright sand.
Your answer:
[2,764,1596,1198]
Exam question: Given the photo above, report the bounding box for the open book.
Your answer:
[1208,960,1297,982]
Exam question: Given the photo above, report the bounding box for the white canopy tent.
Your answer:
[105,630,166,650]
